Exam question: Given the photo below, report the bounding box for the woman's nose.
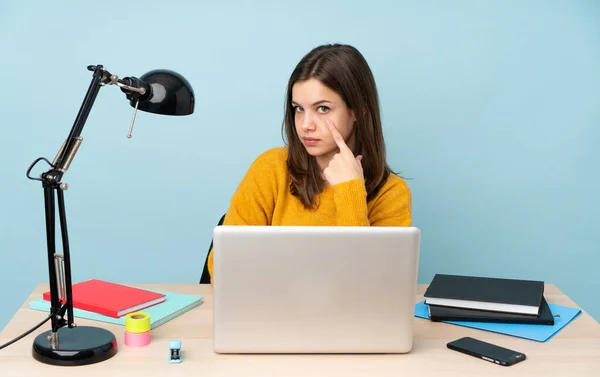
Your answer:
[301,113,317,131]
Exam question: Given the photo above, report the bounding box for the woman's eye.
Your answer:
[317,106,330,113]
[294,106,304,112]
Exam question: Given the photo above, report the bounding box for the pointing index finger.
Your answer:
[325,120,351,152]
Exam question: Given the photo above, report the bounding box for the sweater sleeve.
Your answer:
[331,178,370,225]
[207,149,281,282]
[221,153,280,227]
[331,176,412,227]
[369,176,412,226]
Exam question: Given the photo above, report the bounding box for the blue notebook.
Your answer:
[29,288,203,330]
[414,300,581,342]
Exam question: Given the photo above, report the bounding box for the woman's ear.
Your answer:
[350,109,357,123]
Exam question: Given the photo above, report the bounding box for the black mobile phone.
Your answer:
[447,337,526,366]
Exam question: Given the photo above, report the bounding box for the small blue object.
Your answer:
[169,340,182,363]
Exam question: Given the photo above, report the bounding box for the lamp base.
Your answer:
[32,326,117,366]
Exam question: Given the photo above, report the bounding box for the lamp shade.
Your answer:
[133,69,194,115]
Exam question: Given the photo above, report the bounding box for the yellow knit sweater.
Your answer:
[207,147,412,281]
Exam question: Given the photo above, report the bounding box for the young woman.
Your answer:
[206,43,412,282]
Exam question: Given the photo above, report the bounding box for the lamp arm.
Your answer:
[46,65,147,181]
[27,64,147,341]
[49,66,110,180]
[28,65,109,339]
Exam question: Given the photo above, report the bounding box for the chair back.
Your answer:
[200,213,226,284]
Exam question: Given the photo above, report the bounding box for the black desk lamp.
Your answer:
[25,64,194,366]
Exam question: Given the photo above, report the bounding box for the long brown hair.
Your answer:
[282,43,392,209]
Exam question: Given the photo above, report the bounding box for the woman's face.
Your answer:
[292,78,356,167]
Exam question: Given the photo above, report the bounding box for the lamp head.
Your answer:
[119,69,195,116]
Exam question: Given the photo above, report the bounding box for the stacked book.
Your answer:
[34,279,204,329]
[423,274,554,325]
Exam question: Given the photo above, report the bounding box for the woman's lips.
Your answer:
[303,137,320,146]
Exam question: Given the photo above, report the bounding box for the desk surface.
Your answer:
[1,283,599,376]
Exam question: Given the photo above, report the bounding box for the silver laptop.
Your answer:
[212,225,421,354]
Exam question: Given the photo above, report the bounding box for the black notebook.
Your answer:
[427,296,554,325]
[424,274,544,315]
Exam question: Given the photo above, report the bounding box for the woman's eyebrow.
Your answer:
[291,99,333,106]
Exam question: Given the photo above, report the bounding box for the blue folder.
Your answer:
[29,288,203,330]
[414,300,581,342]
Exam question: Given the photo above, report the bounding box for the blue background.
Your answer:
[1,0,599,333]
